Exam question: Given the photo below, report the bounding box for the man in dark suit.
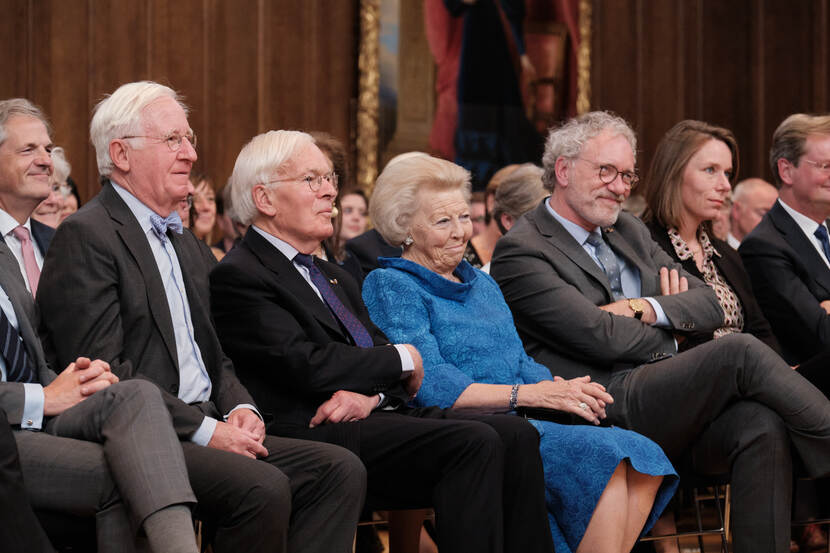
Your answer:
[209,130,553,553]
[740,114,830,386]
[36,82,365,553]
[490,111,830,553]
[0,97,201,553]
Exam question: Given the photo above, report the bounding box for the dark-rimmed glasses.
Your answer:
[576,158,639,188]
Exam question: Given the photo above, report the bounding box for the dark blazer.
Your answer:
[0,240,56,424]
[739,200,830,364]
[36,182,256,438]
[646,221,781,354]
[30,219,54,257]
[490,201,723,386]
[344,228,402,277]
[210,228,405,431]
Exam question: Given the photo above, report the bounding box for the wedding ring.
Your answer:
[578,402,589,411]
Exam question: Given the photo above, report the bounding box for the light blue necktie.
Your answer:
[586,231,625,301]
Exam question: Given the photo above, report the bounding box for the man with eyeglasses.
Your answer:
[490,110,830,553]
[740,113,830,393]
[209,130,554,553]
[36,82,366,553]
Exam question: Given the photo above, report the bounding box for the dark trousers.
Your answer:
[0,408,56,553]
[274,407,554,553]
[607,333,830,553]
[188,403,366,553]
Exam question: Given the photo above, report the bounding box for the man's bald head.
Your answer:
[730,178,778,242]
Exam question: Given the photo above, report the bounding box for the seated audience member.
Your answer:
[35,81,365,553]
[344,154,433,276]
[710,189,732,240]
[361,153,677,553]
[214,182,245,253]
[0,96,201,553]
[464,164,519,268]
[32,147,68,229]
[739,114,830,394]
[189,173,224,260]
[727,177,778,249]
[310,132,364,284]
[478,163,548,272]
[641,120,780,352]
[58,176,81,225]
[489,110,830,553]
[175,194,192,228]
[209,130,555,553]
[470,190,487,236]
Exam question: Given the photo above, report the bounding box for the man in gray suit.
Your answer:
[490,110,830,553]
[0,98,199,552]
[36,81,365,553]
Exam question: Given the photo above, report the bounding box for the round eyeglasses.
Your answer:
[576,158,639,189]
[264,172,339,193]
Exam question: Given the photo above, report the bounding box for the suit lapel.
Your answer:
[0,240,50,380]
[531,202,615,300]
[769,202,830,294]
[243,230,346,338]
[99,185,179,368]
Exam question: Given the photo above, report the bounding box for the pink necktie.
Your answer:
[12,226,40,297]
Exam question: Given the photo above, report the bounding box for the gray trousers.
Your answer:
[16,379,195,553]
[607,333,830,553]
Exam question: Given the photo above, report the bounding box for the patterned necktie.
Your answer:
[0,307,34,383]
[815,225,830,263]
[293,253,374,348]
[11,226,40,297]
[149,212,184,243]
[586,231,625,301]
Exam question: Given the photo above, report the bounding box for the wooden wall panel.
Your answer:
[590,0,830,186]
[0,0,359,203]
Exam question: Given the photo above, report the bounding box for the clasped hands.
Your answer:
[599,267,688,323]
[518,376,613,425]
[43,357,119,416]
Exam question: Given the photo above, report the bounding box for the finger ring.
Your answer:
[578,402,589,411]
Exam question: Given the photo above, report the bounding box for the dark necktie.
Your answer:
[150,212,184,243]
[293,253,374,348]
[815,225,830,263]
[0,308,34,383]
[586,231,625,301]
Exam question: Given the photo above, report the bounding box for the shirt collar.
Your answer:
[0,209,32,238]
[544,196,597,245]
[778,198,828,237]
[251,225,300,261]
[110,180,161,237]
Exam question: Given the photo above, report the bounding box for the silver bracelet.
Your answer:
[509,384,520,411]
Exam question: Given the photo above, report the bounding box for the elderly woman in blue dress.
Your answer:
[362,154,678,553]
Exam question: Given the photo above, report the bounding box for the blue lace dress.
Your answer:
[363,257,678,553]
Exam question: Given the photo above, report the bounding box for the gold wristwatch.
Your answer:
[628,298,647,320]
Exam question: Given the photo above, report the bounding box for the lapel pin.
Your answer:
[329,278,338,285]
[603,227,614,234]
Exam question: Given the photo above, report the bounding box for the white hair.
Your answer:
[229,130,315,225]
[542,111,637,190]
[50,146,71,183]
[370,153,471,247]
[90,81,188,176]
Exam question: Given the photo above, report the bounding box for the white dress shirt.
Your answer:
[778,199,830,270]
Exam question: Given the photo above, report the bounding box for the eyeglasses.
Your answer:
[803,159,830,174]
[121,131,197,152]
[576,158,639,188]
[264,172,339,193]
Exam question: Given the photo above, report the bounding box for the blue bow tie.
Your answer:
[150,212,183,242]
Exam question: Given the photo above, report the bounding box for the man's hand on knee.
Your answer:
[208,420,269,459]
[43,357,118,415]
